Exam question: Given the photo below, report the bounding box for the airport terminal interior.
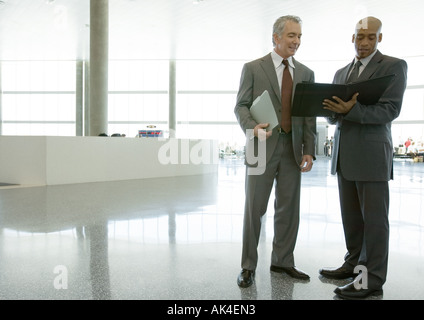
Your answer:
[0,0,424,300]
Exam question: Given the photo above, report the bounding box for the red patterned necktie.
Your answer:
[281,59,292,133]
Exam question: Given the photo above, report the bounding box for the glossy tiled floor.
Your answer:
[0,156,423,300]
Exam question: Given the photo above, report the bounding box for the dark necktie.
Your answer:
[346,60,362,83]
[281,59,293,133]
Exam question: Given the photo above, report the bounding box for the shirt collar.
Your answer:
[354,50,377,67]
[271,50,295,69]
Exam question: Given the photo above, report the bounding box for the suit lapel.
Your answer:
[292,58,301,85]
[292,58,304,100]
[358,50,384,80]
[260,53,281,101]
[342,50,383,84]
[342,60,355,84]
[259,54,307,103]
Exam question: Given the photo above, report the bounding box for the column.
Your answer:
[75,60,84,136]
[169,60,177,138]
[0,62,2,135]
[84,60,90,137]
[89,0,109,136]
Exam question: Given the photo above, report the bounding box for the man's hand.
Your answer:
[300,155,314,172]
[254,123,272,141]
[323,92,359,114]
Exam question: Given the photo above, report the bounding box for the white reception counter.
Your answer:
[0,136,219,186]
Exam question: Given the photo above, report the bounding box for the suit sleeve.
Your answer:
[302,71,317,158]
[325,69,345,125]
[234,63,258,135]
[344,59,408,124]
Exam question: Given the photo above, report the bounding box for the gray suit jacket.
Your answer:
[327,50,408,181]
[234,53,316,166]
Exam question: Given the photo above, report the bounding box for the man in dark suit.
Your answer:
[321,16,408,299]
[234,15,316,288]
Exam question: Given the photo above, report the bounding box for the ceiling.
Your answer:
[0,0,423,62]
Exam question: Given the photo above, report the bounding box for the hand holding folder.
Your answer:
[292,74,395,117]
[249,90,279,131]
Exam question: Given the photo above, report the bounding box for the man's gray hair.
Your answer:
[272,15,302,46]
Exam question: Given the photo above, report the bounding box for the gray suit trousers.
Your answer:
[241,133,301,271]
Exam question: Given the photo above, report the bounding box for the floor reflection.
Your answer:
[0,156,423,300]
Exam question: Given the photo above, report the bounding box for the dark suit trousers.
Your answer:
[241,133,301,271]
[337,169,390,290]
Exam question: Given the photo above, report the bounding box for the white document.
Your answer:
[250,90,279,131]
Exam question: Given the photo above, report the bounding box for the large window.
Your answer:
[1,61,76,136]
[391,55,424,147]
[108,60,169,137]
[107,59,247,151]
[175,60,246,151]
[1,56,423,153]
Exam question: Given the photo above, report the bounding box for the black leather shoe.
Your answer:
[319,266,355,279]
[270,265,310,280]
[237,269,255,288]
[334,282,383,300]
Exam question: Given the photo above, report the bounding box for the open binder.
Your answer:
[292,74,395,117]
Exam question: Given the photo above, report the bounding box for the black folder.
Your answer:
[292,74,395,117]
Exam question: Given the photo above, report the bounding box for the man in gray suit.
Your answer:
[235,15,316,288]
[320,17,408,299]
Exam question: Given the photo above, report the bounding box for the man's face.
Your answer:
[273,21,301,58]
[352,24,382,59]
